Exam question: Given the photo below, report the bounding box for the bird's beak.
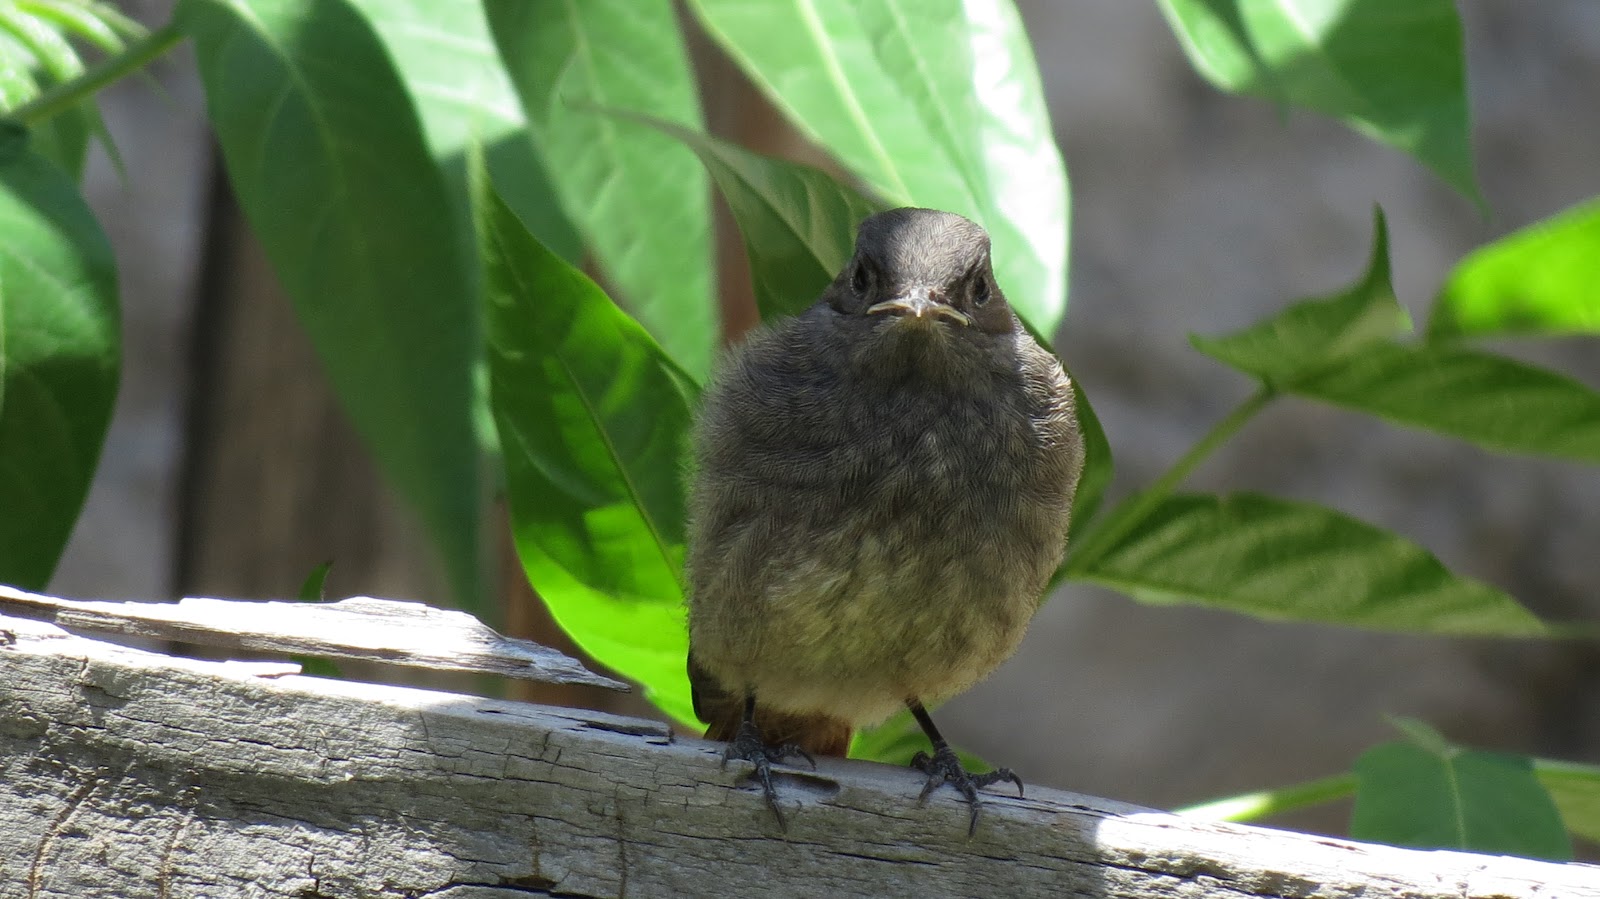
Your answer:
[866,293,972,327]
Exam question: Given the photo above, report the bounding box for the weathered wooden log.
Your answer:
[1,600,1594,898]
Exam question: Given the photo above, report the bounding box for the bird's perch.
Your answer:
[1,594,1593,898]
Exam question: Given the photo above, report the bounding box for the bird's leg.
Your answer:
[906,700,1024,836]
[722,695,815,830]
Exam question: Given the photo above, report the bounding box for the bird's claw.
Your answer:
[722,719,814,830]
[911,745,1023,836]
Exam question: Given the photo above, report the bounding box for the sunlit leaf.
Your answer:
[1430,197,1600,340]
[486,0,713,378]
[343,0,582,265]
[477,162,697,726]
[1534,758,1600,846]
[688,0,1069,335]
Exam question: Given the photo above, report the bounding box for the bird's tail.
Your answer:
[691,653,853,758]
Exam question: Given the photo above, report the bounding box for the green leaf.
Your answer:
[1069,492,1544,636]
[1068,379,1112,538]
[340,0,580,267]
[295,560,331,602]
[1192,209,1411,385]
[180,0,483,610]
[1534,759,1600,846]
[1175,773,1357,822]
[1156,0,1480,204]
[850,709,989,772]
[623,116,881,322]
[1430,197,1600,340]
[1353,723,1571,860]
[1292,341,1600,464]
[293,561,342,676]
[476,161,696,727]
[688,0,1069,335]
[0,3,92,175]
[485,0,713,379]
[0,147,118,588]
[17,0,135,55]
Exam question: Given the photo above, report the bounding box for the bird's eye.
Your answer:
[851,262,871,296]
[973,276,990,307]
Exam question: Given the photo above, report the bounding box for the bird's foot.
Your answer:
[911,745,1023,836]
[722,718,815,830]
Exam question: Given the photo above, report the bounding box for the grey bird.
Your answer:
[686,207,1084,833]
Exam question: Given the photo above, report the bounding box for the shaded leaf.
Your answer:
[292,560,341,677]
[486,0,713,378]
[1157,0,1480,204]
[181,0,483,609]
[476,162,697,727]
[1293,342,1600,464]
[1067,379,1111,539]
[0,147,118,588]
[1430,197,1600,340]
[1069,492,1544,636]
[1353,720,1571,860]
[688,0,1069,335]
[1192,209,1410,384]
[296,561,331,602]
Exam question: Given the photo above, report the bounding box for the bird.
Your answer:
[685,207,1084,833]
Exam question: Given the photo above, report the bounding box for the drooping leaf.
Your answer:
[486,0,714,379]
[1430,197,1600,340]
[1353,720,1571,860]
[1156,0,1480,204]
[476,161,697,727]
[181,0,483,610]
[621,115,881,321]
[1192,209,1411,385]
[1068,492,1544,636]
[1534,758,1600,846]
[0,147,118,588]
[688,0,1069,335]
[1292,341,1600,464]
[343,0,581,265]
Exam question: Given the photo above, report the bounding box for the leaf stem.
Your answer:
[1066,384,1277,573]
[7,21,184,127]
[1174,772,1357,822]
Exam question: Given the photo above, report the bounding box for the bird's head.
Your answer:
[824,208,1015,338]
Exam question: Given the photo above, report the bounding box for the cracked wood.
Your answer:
[1,606,1595,898]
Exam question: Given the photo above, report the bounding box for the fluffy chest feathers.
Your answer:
[685,307,1082,725]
